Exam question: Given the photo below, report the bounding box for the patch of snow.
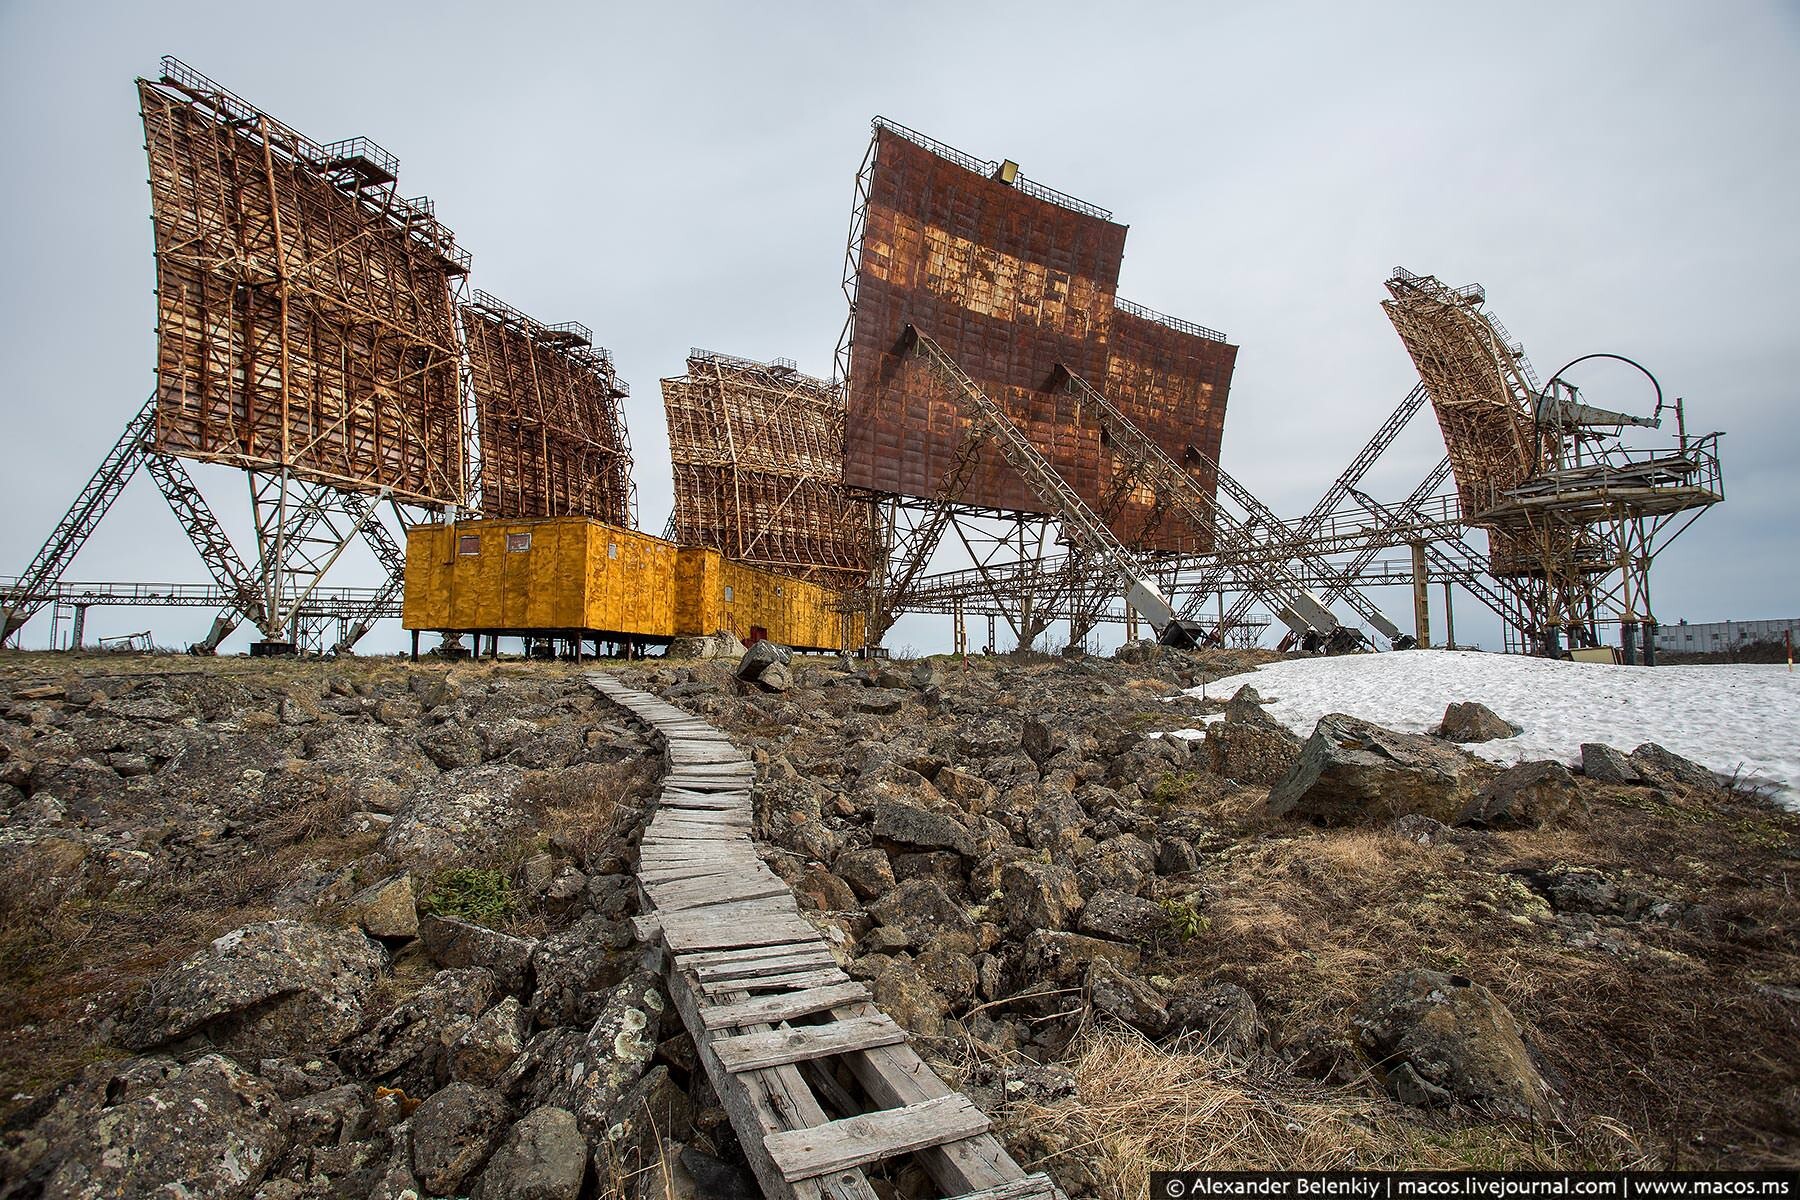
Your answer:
[1149,714,1225,741]
[1188,650,1800,807]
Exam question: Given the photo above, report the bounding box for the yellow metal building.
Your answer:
[402,517,860,652]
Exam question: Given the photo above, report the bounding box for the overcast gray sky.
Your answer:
[2,1,1795,654]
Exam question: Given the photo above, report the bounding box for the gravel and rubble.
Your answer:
[0,643,1796,1199]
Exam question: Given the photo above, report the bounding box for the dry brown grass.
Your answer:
[520,758,655,871]
[1011,1026,1645,1195]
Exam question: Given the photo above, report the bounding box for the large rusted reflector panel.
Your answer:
[1104,300,1237,551]
[462,292,634,524]
[662,351,873,590]
[139,64,468,506]
[844,120,1235,549]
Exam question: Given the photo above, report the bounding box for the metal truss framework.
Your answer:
[0,392,418,653]
[4,579,397,657]
[462,290,635,524]
[1382,267,1723,656]
[662,351,872,590]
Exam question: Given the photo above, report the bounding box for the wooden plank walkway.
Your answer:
[589,674,1062,1200]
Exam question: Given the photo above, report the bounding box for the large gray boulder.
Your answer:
[1206,718,1302,785]
[1085,960,1170,1035]
[1458,759,1581,828]
[868,879,981,956]
[8,1054,289,1200]
[736,641,794,693]
[1629,742,1720,790]
[380,763,532,870]
[473,1106,587,1200]
[872,795,977,858]
[420,914,538,994]
[411,1081,511,1196]
[1579,742,1641,785]
[565,972,666,1138]
[1352,969,1554,1119]
[122,920,384,1056]
[1267,714,1482,825]
[998,860,1084,935]
[1167,982,1267,1059]
[342,967,497,1093]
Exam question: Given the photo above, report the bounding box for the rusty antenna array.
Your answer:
[462,289,636,526]
[661,350,873,590]
[0,57,635,654]
[1382,267,1723,658]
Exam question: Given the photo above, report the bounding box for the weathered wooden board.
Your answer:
[763,1095,991,1182]
[698,965,850,1000]
[711,1014,908,1074]
[700,982,873,1031]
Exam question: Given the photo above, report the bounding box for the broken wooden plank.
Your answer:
[826,1000,1028,1195]
[680,941,834,970]
[646,873,791,912]
[700,982,871,1031]
[711,1014,908,1074]
[698,965,850,1000]
[763,1095,991,1182]
[664,945,881,1200]
[689,947,837,982]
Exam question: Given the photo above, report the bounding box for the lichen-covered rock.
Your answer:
[5,1053,289,1200]
[342,967,497,1092]
[998,859,1084,935]
[380,763,531,870]
[1085,960,1169,1035]
[1267,714,1482,825]
[529,914,634,1027]
[868,879,980,955]
[566,971,665,1139]
[832,848,897,900]
[859,955,951,1037]
[1629,742,1720,790]
[1168,982,1267,1059]
[1019,929,1141,984]
[472,1106,587,1200]
[452,997,533,1086]
[410,1081,510,1196]
[122,919,384,1056]
[419,914,538,994]
[1352,969,1554,1119]
[1076,889,1167,943]
[599,1066,694,1179]
[1437,701,1521,744]
[871,795,977,858]
[736,641,793,693]
[1076,833,1157,896]
[1205,719,1302,785]
[344,872,419,940]
[1459,759,1581,828]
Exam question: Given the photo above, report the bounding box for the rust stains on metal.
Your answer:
[842,119,1235,550]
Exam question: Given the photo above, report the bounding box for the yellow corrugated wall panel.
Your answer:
[586,525,677,637]
[674,547,721,636]
[401,524,453,630]
[405,518,858,648]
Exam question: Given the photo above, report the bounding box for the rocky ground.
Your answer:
[0,645,1795,1199]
